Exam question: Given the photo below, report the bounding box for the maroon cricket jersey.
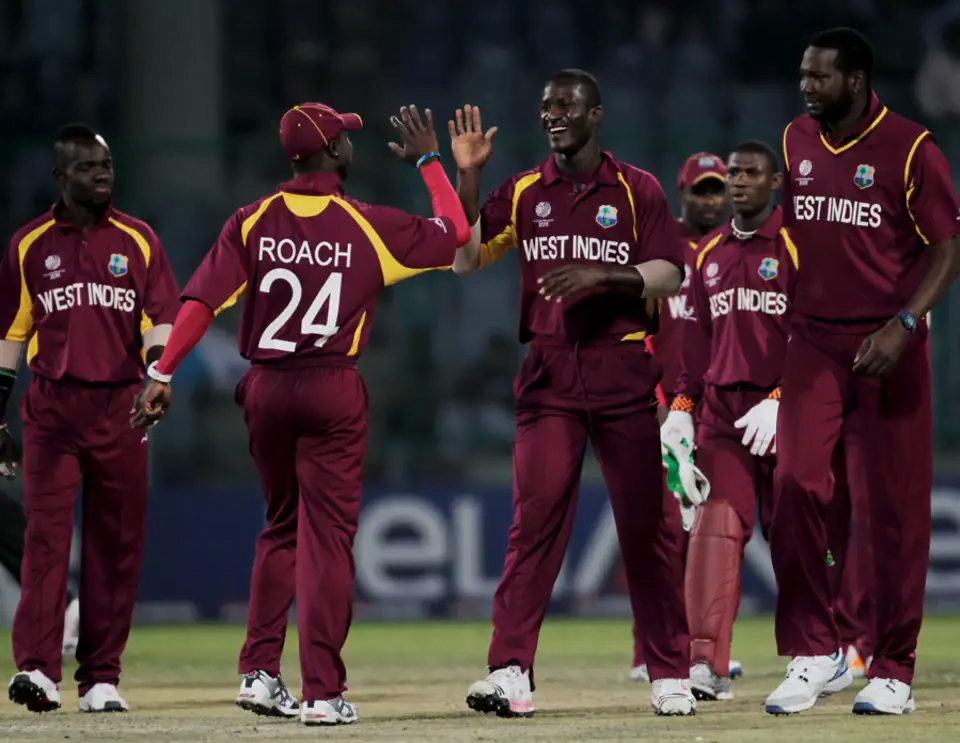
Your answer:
[676,207,797,400]
[653,220,701,398]
[477,152,683,345]
[182,171,459,363]
[782,94,960,321]
[0,206,179,384]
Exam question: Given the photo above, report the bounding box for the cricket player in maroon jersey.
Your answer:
[131,103,471,727]
[767,28,960,716]
[629,151,728,684]
[664,142,845,705]
[0,124,179,713]
[450,69,696,717]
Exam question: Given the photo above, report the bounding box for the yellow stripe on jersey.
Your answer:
[332,197,435,286]
[781,122,793,171]
[478,172,542,268]
[211,193,285,316]
[688,240,698,251]
[347,311,367,356]
[616,172,638,241]
[108,218,152,267]
[904,131,932,245]
[5,219,55,342]
[779,228,799,269]
[695,233,724,270]
[26,334,38,364]
[818,107,888,156]
[621,298,658,342]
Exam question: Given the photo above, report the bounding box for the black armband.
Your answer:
[0,368,16,422]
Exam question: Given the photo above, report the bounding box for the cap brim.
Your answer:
[340,113,363,131]
[691,172,726,185]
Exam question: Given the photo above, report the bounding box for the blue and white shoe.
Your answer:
[728,660,744,680]
[300,696,357,725]
[235,670,299,718]
[852,678,916,715]
[765,650,852,715]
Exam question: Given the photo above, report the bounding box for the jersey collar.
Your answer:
[720,206,782,244]
[50,201,116,232]
[818,92,888,156]
[540,151,620,188]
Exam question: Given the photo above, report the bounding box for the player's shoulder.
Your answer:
[108,208,160,242]
[783,114,821,144]
[497,166,543,200]
[10,211,58,249]
[607,157,667,199]
[878,108,928,143]
[694,225,728,271]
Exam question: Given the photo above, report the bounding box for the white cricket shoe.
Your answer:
[466,665,534,718]
[235,670,299,718]
[62,598,80,662]
[690,662,734,701]
[8,670,61,713]
[300,696,357,725]
[652,678,697,716]
[629,664,650,682]
[80,683,128,713]
[765,651,852,714]
[852,678,916,715]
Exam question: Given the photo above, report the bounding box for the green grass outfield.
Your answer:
[0,616,959,741]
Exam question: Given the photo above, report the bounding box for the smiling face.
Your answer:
[54,137,114,208]
[725,151,782,215]
[799,46,862,125]
[540,80,602,156]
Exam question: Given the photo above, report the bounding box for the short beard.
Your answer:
[812,86,856,126]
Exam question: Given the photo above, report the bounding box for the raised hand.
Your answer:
[448,105,497,171]
[388,105,440,166]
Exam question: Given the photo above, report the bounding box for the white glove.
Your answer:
[661,441,711,532]
[660,410,695,453]
[734,398,779,456]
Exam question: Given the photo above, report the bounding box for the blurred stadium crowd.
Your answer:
[2,0,960,486]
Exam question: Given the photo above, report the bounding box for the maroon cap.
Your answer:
[279,103,363,162]
[677,152,727,190]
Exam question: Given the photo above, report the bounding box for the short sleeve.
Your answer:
[478,178,518,267]
[906,133,960,246]
[182,212,250,316]
[0,237,31,342]
[361,204,459,270]
[143,233,180,327]
[632,173,683,271]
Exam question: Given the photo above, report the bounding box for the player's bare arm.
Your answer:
[0,339,22,478]
[449,105,497,274]
[853,236,960,377]
[538,260,681,303]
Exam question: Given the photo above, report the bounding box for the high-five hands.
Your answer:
[449,105,497,171]
[388,105,440,166]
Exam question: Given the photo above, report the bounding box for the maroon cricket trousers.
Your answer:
[235,360,367,701]
[771,315,931,684]
[487,339,689,685]
[13,376,148,694]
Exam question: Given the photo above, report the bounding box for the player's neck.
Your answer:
[679,215,705,238]
[59,197,105,228]
[733,203,773,235]
[553,144,602,178]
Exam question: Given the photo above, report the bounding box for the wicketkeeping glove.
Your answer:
[733,398,779,456]
[661,441,711,532]
[660,410,694,453]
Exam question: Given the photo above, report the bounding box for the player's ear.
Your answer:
[850,70,866,96]
[770,171,784,191]
[589,105,604,125]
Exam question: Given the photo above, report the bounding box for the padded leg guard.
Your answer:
[686,499,745,677]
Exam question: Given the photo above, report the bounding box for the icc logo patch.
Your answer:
[596,205,618,228]
[854,164,875,189]
[799,159,813,176]
[108,253,129,278]
[758,257,779,280]
[535,201,551,218]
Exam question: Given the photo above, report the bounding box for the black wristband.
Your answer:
[0,369,16,422]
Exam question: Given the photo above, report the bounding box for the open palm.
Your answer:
[448,105,497,171]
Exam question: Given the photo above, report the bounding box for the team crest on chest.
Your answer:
[758,257,779,280]
[595,204,618,229]
[854,164,875,189]
[108,253,129,278]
